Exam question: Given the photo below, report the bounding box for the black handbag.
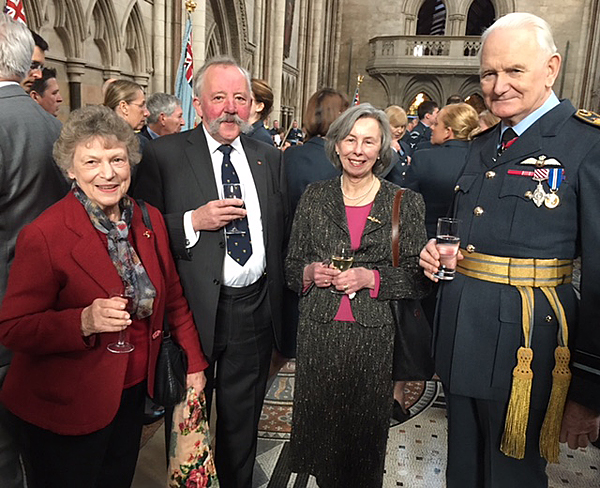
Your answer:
[390,189,435,381]
[138,200,189,407]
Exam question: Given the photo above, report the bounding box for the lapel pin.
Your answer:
[367,216,382,224]
[143,230,151,239]
[257,160,263,165]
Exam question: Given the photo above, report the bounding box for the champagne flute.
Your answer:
[330,244,354,294]
[222,183,246,235]
[107,285,135,353]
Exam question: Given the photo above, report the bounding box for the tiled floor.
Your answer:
[133,363,600,487]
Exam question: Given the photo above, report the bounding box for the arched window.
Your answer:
[466,0,495,36]
[416,0,446,36]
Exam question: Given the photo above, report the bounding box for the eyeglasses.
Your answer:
[128,101,147,109]
[30,61,44,71]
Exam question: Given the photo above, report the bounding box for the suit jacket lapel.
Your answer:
[321,181,349,236]
[64,193,123,296]
[184,127,220,203]
[241,136,269,243]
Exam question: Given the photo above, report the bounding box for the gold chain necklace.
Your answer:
[340,175,376,201]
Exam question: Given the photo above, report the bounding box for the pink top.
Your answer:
[334,203,380,322]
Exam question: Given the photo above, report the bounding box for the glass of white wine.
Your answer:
[330,244,354,294]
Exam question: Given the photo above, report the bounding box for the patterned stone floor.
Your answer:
[134,360,600,487]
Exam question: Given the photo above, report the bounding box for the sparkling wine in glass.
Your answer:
[331,245,354,293]
[222,183,246,235]
[434,217,461,281]
[107,286,135,354]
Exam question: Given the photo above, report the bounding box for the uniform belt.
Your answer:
[456,250,573,286]
[456,249,572,463]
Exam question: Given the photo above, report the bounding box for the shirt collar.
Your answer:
[0,81,20,89]
[500,91,560,139]
[202,124,243,155]
[147,126,160,139]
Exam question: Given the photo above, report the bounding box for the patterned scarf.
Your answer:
[73,184,156,319]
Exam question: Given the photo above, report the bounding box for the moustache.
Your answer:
[207,113,251,134]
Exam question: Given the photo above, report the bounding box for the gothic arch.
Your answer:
[53,0,86,57]
[23,0,46,32]
[122,2,150,76]
[206,24,221,59]
[208,0,248,61]
[88,0,121,66]
[402,75,445,107]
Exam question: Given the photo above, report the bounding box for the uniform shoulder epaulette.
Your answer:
[574,109,600,128]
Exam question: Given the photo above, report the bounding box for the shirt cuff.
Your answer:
[370,270,380,298]
[183,210,200,249]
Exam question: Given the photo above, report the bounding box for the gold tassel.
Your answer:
[539,346,572,463]
[501,346,534,459]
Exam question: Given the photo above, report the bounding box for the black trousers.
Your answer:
[15,382,146,488]
[207,276,273,488]
[445,389,547,488]
[0,365,25,488]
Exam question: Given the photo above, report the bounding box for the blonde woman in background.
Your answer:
[103,80,150,132]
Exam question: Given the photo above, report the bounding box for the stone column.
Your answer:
[270,0,285,123]
[152,0,167,92]
[191,1,206,71]
[253,0,264,78]
[66,58,86,111]
[306,0,324,98]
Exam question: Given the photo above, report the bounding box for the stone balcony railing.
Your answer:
[366,35,482,75]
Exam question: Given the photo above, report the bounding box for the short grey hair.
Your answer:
[53,105,141,177]
[0,13,34,81]
[325,103,393,175]
[192,55,251,98]
[480,13,557,60]
[146,92,181,124]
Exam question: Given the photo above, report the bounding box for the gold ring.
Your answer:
[344,284,349,290]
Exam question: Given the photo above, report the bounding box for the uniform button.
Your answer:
[545,315,553,323]
[466,244,476,253]
[454,185,460,192]
[213,279,220,285]
[485,171,496,179]
[473,206,484,216]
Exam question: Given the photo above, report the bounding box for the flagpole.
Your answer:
[175,0,197,131]
[352,75,364,105]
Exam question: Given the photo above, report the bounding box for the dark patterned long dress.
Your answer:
[285,178,428,488]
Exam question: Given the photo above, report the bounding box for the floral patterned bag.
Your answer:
[168,387,219,487]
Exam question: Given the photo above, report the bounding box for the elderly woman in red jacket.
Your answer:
[0,105,207,488]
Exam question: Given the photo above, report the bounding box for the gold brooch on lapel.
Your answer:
[367,216,381,224]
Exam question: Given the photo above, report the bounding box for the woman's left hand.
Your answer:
[331,267,375,295]
[186,371,207,393]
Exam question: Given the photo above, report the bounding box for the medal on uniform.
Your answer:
[530,168,549,207]
[545,168,564,208]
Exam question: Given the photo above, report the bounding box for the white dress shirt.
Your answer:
[184,125,266,287]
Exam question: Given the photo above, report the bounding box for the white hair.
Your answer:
[192,55,251,98]
[146,92,181,124]
[480,13,557,60]
[0,13,34,81]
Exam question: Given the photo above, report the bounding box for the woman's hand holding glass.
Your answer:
[331,267,376,295]
[80,296,132,337]
[304,262,340,288]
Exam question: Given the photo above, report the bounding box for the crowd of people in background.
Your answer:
[0,9,599,488]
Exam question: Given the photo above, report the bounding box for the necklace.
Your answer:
[340,175,376,201]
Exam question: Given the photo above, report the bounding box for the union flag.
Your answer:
[4,0,27,24]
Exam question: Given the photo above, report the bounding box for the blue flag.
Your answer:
[175,16,195,131]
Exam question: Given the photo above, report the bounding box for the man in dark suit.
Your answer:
[404,100,438,155]
[133,56,288,488]
[420,12,600,488]
[141,92,185,140]
[0,14,68,488]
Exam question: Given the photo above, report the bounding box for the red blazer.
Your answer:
[0,192,208,435]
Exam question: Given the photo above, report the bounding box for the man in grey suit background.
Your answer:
[133,56,289,488]
[0,13,68,487]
